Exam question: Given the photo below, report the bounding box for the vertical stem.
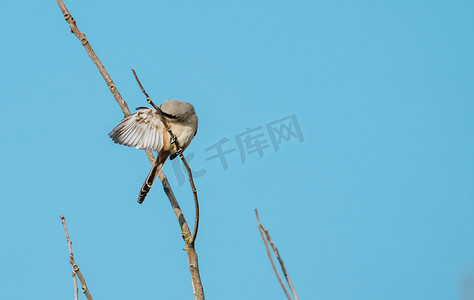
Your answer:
[72,272,79,300]
[159,173,205,300]
[255,210,291,300]
[60,215,93,300]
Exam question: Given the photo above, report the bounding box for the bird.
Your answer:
[109,100,198,203]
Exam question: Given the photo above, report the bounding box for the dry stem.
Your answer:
[179,155,199,245]
[55,1,204,299]
[60,215,93,300]
[72,272,79,300]
[256,209,299,300]
[262,224,299,300]
[255,210,291,300]
[255,209,298,300]
[158,174,204,299]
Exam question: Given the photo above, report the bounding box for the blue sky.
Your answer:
[1,0,473,299]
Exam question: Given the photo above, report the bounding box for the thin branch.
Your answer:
[72,271,79,300]
[255,209,292,300]
[179,155,200,245]
[60,215,93,300]
[131,69,159,110]
[157,173,204,300]
[64,215,79,300]
[262,224,299,300]
[55,2,204,299]
[132,69,200,246]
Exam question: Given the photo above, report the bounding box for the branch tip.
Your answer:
[255,209,299,300]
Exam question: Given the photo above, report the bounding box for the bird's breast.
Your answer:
[165,115,198,154]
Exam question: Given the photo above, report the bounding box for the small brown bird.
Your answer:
[109,100,198,203]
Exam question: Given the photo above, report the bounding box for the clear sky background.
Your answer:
[1,1,473,299]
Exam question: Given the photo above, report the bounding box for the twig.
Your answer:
[131,69,200,246]
[179,155,199,245]
[263,223,299,300]
[55,2,204,299]
[131,69,159,110]
[60,215,93,300]
[255,209,298,300]
[255,209,291,300]
[72,271,79,300]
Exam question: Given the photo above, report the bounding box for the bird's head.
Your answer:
[160,100,196,120]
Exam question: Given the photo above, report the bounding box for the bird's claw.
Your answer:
[175,148,184,156]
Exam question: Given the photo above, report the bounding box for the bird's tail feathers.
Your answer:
[138,153,168,204]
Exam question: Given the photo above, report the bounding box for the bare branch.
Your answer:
[60,215,93,300]
[180,155,200,245]
[158,173,204,299]
[55,2,204,299]
[131,69,159,110]
[262,224,299,300]
[255,209,292,300]
[72,272,79,300]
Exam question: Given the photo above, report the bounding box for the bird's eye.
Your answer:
[161,111,178,119]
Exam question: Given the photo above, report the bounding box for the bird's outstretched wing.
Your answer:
[109,108,164,152]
